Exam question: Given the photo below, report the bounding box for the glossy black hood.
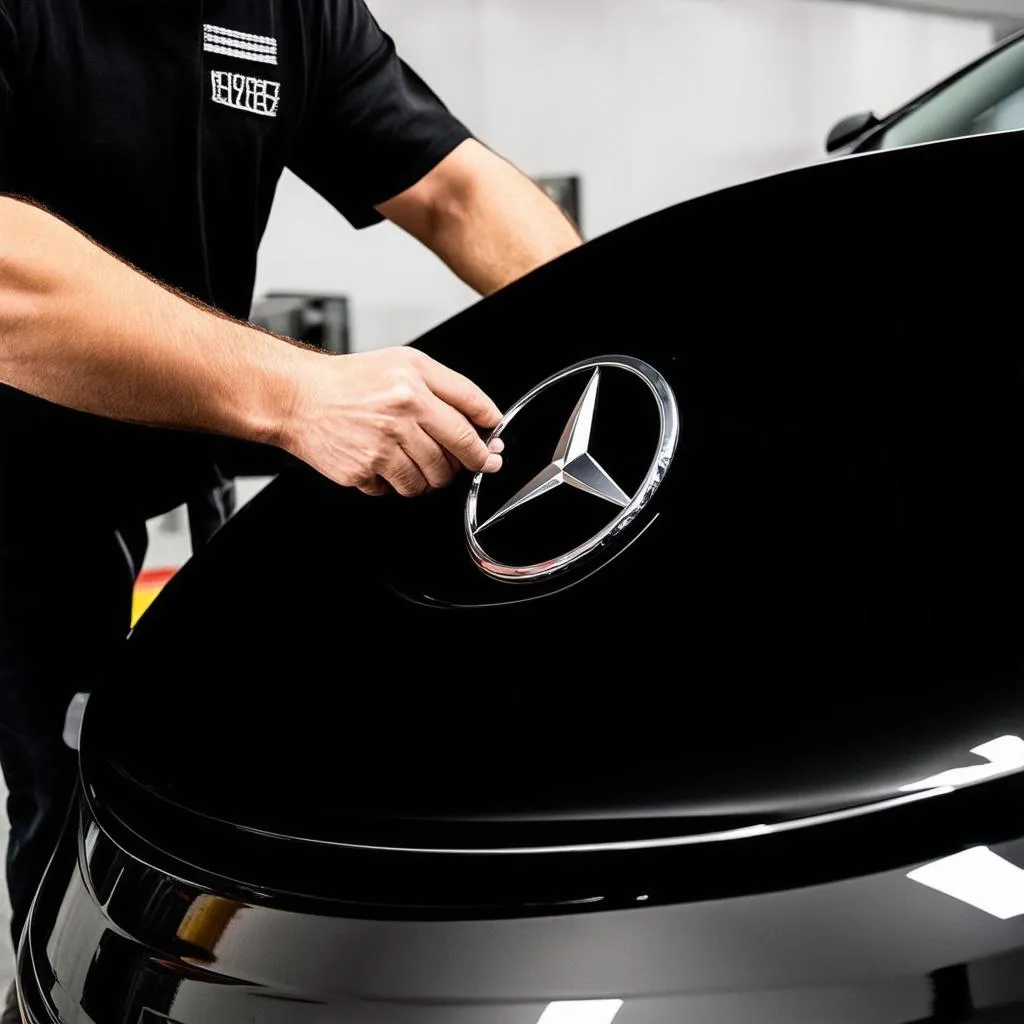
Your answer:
[84,131,1024,860]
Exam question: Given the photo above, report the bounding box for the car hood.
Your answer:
[84,131,1024,854]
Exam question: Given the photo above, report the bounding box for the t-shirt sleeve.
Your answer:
[288,0,473,229]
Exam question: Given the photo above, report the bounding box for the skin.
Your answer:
[379,140,581,297]
[0,139,583,497]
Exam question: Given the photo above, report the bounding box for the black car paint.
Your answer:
[16,128,1024,1021]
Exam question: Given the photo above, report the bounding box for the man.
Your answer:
[0,0,581,1011]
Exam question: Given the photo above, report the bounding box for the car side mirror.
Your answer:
[826,111,880,153]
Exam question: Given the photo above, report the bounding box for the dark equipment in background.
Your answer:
[535,175,582,235]
[250,292,351,354]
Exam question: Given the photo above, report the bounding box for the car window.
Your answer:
[866,36,1024,150]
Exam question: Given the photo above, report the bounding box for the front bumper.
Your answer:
[16,787,1024,1024]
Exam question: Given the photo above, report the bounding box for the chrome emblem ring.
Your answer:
[465,355,679,582]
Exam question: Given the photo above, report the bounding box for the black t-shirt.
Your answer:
[0,0,471,526]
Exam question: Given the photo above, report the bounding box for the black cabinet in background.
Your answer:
[250,292,351,354]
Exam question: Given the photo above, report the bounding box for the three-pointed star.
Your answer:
[475,369,630,534]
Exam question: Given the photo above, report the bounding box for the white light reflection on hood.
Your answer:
[899,735,1024,793]
[537,1000,624,1024]
[908,847,1024,920]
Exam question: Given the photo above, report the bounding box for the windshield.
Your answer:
[865,34,1024,150]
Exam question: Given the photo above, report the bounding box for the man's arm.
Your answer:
[377,140,583,296]
[0,196,502,497]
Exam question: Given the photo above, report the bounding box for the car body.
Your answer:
[16,46,1024,1024]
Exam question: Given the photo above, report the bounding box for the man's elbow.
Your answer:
[377,139,490,242]
[0,197,67,348]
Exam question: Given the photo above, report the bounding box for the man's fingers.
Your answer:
[402,427,457,490]
[358,476,389,497]
[443,434,501,476]
[421,393,503,474]
[418,356,503,430]
[383,450,431,498]
[295,349,507,495]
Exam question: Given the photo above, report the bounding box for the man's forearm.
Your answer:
[379,140,583,296]
[0,195,506,500]
[0,196,298,443]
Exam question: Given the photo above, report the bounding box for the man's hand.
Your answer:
[0,198,504,499]
[281,347,503,497]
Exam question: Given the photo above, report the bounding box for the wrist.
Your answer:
[238,329,311,451]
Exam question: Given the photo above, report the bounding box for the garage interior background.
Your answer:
[0,0,1017,984]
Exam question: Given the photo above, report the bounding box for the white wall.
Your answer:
[253,0,993,352]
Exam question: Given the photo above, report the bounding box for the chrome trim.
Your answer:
[465,356,679,582]
[62,692,90,751]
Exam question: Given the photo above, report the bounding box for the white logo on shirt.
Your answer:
[203,24,278,66]
[210,71,281,118]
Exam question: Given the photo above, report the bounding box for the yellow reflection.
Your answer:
[176,894,244,961]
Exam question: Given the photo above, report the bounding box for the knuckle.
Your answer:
[380,417,404,442]
[386,381,420,412]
